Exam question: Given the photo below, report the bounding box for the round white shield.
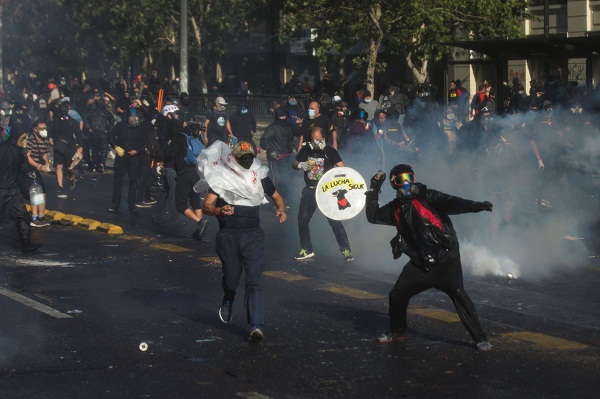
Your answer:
[315,167,367,220]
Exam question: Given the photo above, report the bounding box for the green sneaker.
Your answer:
[295,249,314,260]
[342,249,354,263]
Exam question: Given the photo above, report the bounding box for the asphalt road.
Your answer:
[0,167,599,399]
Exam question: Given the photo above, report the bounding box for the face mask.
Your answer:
[312,139,325,150]
[241,107,248,114]
[364,98,372,103]
[308,109,316,118]
[237,156,254,169]
[289,99,297,106]
[37,129,48,138]
[446,114,455,120]
[216,105,226,112]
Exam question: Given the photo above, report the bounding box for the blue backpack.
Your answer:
[181,132,204,165]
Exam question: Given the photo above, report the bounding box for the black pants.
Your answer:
[297,185,350,253]
[175,169,201,214]
[0,187,31,241]
[136,153,153,203]
[388,256,488,342]
[90,133,109,170]
[112,154,140,210]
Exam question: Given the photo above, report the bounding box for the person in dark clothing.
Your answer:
[0,124,42,252]
[229,104,257,147]
[260,108,296,201]
[49,101,83,198]
[201,141,287,343]
[167,118,209,239]
[84,99,114,173]
[293,126,353,262]
[365,164,493,352]
[297,101,337,150]
[203,97,233,146]
[107,109,146,213]
[152,104,185,223]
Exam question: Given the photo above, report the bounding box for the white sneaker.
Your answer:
[295,249,314,260]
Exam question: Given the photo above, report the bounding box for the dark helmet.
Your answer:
[480,106,493,116]
[57,102,70,116]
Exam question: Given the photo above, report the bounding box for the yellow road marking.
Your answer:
[264,271,310,281]
[151,243,194,253]
[198,256,222,264]
[120,235,152,242]
[502,331,589,350]
[408,306,461,322]
[321,285,385,299]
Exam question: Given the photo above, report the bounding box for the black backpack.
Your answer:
[91,112,108,134]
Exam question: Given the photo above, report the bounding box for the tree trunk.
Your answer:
[366,4,383,96]
[407,56,428,84]
[189,9,208,93]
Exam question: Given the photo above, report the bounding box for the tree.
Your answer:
[279,0,530,94]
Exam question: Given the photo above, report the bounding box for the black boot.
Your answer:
[21,239,42,253]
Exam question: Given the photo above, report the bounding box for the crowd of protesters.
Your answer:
[2,67,600,242]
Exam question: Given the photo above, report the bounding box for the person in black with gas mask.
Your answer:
[365,164,494,351]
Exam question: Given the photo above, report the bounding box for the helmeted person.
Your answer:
[0,124,42,252]
[167,116,209,239]
[153,104,186,224]
[203,96,233,146]
[365,164,493,351]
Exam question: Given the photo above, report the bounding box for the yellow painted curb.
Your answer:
[97,223,124,235]
[61,214,83,225]
[77,219,101,230]
[44,210,66,222]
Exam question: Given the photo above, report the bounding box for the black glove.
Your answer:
[370,170,386,192]
[474,201,493,212]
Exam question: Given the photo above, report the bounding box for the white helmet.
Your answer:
[161,104,179,116]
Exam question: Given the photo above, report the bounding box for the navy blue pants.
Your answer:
[216,227,265,325]
[389,256,488,342]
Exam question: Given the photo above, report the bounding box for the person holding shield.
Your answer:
[365,164,494,351]
[293,126,354,262]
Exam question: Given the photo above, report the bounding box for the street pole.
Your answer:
[180,0,189,94]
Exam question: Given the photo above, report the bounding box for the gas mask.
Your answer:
[236,154,254,169]
[311,139,326,150]
[390,165,418,199]
[127,115,140,128]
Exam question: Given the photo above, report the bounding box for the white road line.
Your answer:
[0,256,77,268]
[0,287,71,319]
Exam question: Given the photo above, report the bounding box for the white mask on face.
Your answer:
[37,129,48,138]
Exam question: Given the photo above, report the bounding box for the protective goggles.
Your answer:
[391,172,414,187]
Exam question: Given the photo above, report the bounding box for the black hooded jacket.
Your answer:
[365,183,481,269]
[260,118,295,158]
